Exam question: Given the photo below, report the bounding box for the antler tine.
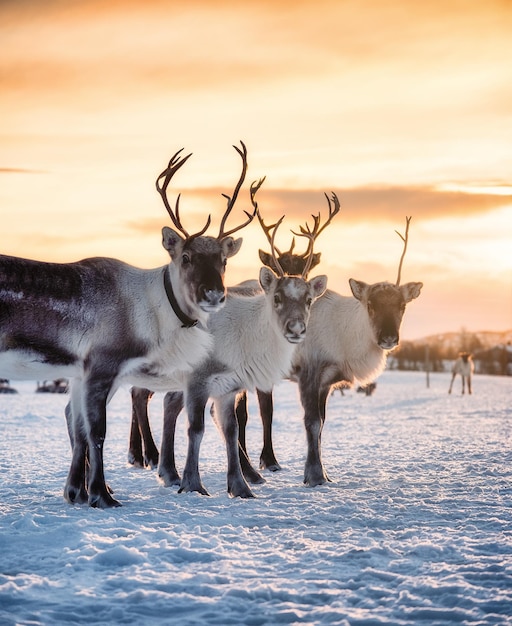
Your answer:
[217,141,256,239]
[155,149,194,238]
[256,208,286,276]
[254,186,284,257]
[395,216,412,286]
[317,192,341,238]
[291,191,341,276]
[268,214,286,277]
[290,224,317,278]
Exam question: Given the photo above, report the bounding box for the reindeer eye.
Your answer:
[306,297,313,307]
[274,294,282,306]
[182,253,191,266]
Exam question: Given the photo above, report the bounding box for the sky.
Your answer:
[1,0,511,341]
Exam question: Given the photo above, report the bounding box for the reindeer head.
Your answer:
[255,206,330,344]
[258,246,321,276]
[260,266,327,344]
[157,142,257,315]
[349,216,423,350]
[349,279,422,350]
[459,351,472,363]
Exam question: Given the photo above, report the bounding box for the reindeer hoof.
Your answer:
[158,470,182,488]
[127,451,144,468]
[228,477,255,498]
[261,461,282,472]
[178,475,210,496]
[88,491,122,508]
[304,465,331,487]
[260,453,281,471]
[64,484,88,505]
[144,455,159,470]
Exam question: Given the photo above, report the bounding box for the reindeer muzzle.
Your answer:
[285,319,307,344]
[378,335,399,350]
[199,289,226,312]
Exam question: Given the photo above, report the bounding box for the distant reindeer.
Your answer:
[357,382,377,396]
[236,216,422,486]
[448,352,474,395]
[0,142,256,507]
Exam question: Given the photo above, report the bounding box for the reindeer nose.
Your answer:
[201,288,226,310]
[378,335,399,350]
[285,319,307,343]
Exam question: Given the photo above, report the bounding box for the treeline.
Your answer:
[389,334,512,376]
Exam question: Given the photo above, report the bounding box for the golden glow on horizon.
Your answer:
[1,0,511,340]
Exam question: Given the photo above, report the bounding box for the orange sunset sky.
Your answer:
[1,0,511,341]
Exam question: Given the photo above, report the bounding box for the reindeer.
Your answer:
[235,217,422,486]
[448,352,474,395]
[0,142,256,508]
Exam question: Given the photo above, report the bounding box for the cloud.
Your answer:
[135,185,512,231]
[0,168,46,174]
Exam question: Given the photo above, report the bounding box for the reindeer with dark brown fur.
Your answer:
[0,142,256,507]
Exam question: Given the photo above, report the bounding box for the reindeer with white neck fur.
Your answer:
[0,142,255,508]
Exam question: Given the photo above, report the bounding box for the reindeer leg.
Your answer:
[180,383,210,496]
[257,388,281,471]
[130,388,158,469]
[236,391,249,456]
[299,371,331,487]
[81,369,121,508]
[128,407,144,468]
[448,373,455,394]
[128,387,146,468]
[215,393,255,498]
[468,376,472,395]
[64,382,89,505]
[235,392,265,484]
[158,391,184,487]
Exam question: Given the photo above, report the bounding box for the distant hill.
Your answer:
[417,329,512,353]
[390,329,512,376]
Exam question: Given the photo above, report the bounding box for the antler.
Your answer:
[155,149,211,240]
[395,216,412,286]
[217,141,257,239]
[256,210,286,277]
[292,192,341,278]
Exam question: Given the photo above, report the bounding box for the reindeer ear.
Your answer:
[162,227,185,258]
[308,275,328,299]
[349,278,369,302]
[400,281,423,302]
[222,236,243,258]
[309,252,322,270]
[259,250,273,268]
[259,266,277,294]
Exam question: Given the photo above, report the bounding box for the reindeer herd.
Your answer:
[0,142,424,508]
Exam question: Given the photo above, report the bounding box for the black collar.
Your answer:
[163,269,198,328]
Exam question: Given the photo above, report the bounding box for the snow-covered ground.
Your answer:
[0,371,510,625]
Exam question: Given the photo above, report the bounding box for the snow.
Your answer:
[0,371,511,625]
